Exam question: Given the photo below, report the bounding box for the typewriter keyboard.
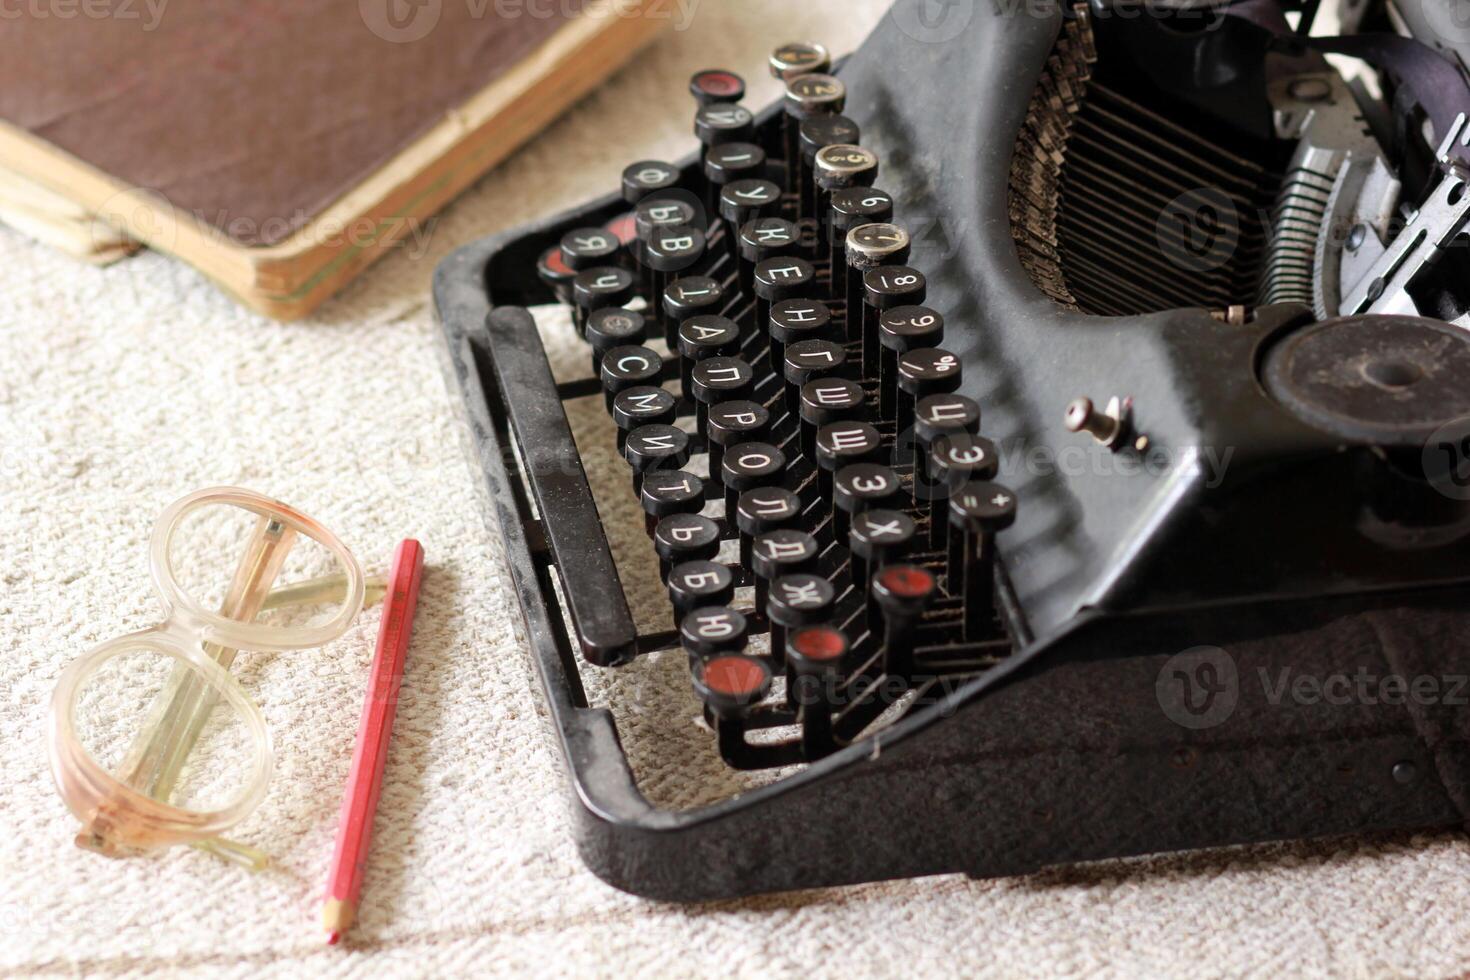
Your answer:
[532,43,1018,771]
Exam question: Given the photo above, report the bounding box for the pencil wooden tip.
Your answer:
[322,898,355,944]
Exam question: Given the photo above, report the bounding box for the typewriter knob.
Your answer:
[705,142,768,190]
[560,227,621,272]
[622,160,680,205]
[833,463,901,543]
[721,442,787,495]
[689,68,746,105]
[816,145,880,192]
[681,607,751,660]
[706,400,771,448]
[864,266,926,311]
[677,315,742,362]
[783,72,846,118]
[786,625,849,684]
[769,41,832,80]
[668,561,735,626]
[695,102,756,149]
[801,378,865,427]
[816,422,885,472]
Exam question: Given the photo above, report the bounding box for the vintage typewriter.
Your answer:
[436,0,1470,899]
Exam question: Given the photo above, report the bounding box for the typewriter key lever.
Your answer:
[949,483,1017,641]
[692,652,773,771]
[785,625,850,758]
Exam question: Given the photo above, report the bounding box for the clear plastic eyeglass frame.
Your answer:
[49,487,382,869]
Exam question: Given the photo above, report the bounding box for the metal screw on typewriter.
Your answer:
[785,624,850,758]
[948,482,1017,641]
[689,68,746,106]
[870,564,939,679]
[766,572,835,672]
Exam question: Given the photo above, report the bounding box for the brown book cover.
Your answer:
[0,1,667,317]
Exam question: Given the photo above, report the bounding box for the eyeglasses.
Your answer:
[49,487,382,869]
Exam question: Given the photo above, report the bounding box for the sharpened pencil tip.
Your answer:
[326,931,340,946]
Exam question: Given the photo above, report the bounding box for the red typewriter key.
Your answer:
[689,68,747,105]
[784,624,849,757]
[870,564,938,677]
[693,651,772,766]
[948,482,1017,641]
[537,245,576,304]
[603,211,639,247]
[668,561,735,629]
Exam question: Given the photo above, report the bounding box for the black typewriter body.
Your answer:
[436,0,1470,900]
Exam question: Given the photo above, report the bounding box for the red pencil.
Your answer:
[322,539,425,945]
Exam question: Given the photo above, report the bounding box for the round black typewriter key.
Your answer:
[783,339,846,418]
[705,400,770,489]
[797,114,860,221]
[879,306,944,421]
[689,68,746,105]
[736,485,803,569]
[642,470,706,536]
[663,275,726,348]
[751,528,820,618]
[768,298,831,373]
[681,607,750,660]
[829,187,894,253]
[623,160,681,205]
[690,357,754,432]
[784,72,846,119]
[572,266,635,336]
[870,564,938,678]
[560,226,621,272]
[623,424,690,494]
[705,142,767,207]
[695,102,756,151]
[634,197,700,311]
[770,41,832,81]
[585,308,647,373]
[767,573,836,670]
[897,347,962,447]
[668,561,735,628]
[646,225,708,342]
[753,256,816,343]
[677,314,741,399]
[599,344,663,411]
[862,266,926,379]
[718,178,783,262]
[815,421,883,512]
[613,385,678,453]
[816,145,880,245]
[912,393,979,497]
[832,462,900,543]
[655,513,723,579]
[738,218,800,298]
[949,482,1017,640]
[849,508,917,604]
[927,433,999,549]
[799,377,865,462]
[537,245,577,304]
[721,441,786,518]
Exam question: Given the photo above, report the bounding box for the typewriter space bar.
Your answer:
[483,305,638,667]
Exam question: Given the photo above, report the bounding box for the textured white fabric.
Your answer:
[2,2,1469,976]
